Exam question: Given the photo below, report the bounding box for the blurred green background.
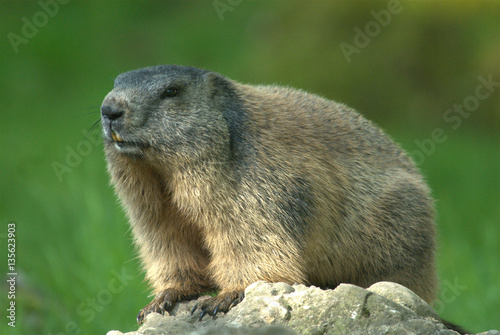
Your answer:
[0,1,498,334]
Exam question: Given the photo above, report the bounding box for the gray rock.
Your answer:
[186,326,295,335]
[106,281,498,335]
[367,281,442,322]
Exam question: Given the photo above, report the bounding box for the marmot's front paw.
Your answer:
[137,289,199,324]
[190,291,244,320]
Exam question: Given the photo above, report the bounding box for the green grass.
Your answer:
[0,1,498,334]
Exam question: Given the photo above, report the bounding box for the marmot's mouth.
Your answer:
[108,130,147,154]
[111,130,124,143]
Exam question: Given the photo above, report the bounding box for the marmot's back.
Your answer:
[229,82,436,296]
[101,65,437,323]
[241,83,415,171]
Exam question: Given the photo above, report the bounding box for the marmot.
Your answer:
[101,65,437,324]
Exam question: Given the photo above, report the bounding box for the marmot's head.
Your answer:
[101,65,240,165]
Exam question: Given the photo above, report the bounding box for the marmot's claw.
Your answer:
[191,291,244,321]
[136,310,144,325]
[199,309,207,321]
[163,300,174,311]
[137,289,200,325]
[212,305,220,319]
[229,292,244,309]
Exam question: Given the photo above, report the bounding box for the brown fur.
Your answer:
[101,65,437,323]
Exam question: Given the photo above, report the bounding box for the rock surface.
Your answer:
[106,281,499,335]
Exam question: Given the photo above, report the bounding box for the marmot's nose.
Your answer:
[101,104,124,120]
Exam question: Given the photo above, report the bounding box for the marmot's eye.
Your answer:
[161,87,178,98]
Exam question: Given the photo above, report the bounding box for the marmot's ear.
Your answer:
[204,72,232,99]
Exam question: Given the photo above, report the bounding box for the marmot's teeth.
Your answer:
[111,131,123,142]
